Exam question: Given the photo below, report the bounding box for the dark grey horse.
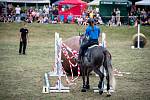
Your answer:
[79,35,115,96]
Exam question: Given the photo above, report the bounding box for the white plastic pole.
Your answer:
[102,33,106,48]
[55,32,59,75]
[137,24,140,48]
[58,38,62,91]
[45,73,50,89]
[101,32,106,90]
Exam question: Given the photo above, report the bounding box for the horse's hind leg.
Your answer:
[94,67,104,95]
[86,68,93,89]
[104,66,112,97]
[81,65,86,92]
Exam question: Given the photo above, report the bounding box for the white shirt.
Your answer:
[116,10,120,17]
[15,7,21,14]
[45,8,49,14]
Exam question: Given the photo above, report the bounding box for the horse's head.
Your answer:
[79,34,88,46]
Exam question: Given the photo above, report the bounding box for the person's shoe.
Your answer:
[23,53,26,55]
[19,53,21,55]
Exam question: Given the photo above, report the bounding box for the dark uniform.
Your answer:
[19,28,28,55]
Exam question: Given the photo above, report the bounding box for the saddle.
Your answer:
[84,45,99,62]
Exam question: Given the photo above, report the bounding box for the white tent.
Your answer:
[88,0,101,6]
[135,0,150,6]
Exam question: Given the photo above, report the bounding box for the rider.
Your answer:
[78,18,101,61]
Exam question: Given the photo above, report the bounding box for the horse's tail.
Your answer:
[110,68,116,90]
[106,51,116,90]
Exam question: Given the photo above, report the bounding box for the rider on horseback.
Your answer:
[78,18,101,62]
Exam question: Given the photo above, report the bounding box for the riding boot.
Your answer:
[78,49,83,63]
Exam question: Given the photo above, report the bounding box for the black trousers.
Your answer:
[79,39,98,59]
[19,41,27,54]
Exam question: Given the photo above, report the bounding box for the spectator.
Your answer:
[44,5,50,16]
[136,8,141,24]
[67,13,73,23]
[15,5,21,22]
[37,16,44,23]
[52,7,58,18]
[96,14,104,25]
[111,8,116,25]
[59,15,64,23]
[77,16,83,25]
[129,12,136,26]
[26,14,33,23]
[43,15,49,23]
[141,9,147,25]
[89,11,94,19]
[116,8,121,26]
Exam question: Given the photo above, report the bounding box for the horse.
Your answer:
[79,35,115,96]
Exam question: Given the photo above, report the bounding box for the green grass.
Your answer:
[0,23,150,100]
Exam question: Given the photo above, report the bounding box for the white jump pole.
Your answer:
[43,32,70,93]
[42,73,50,93]
[50,32,69,93]
[102,32,106,90]
[102,32,106,48]
[137,24,140,49]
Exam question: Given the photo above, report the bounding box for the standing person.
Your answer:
[15,5,21,22]
[136,8,141,24]
[78,18,101,61]
[111,8,116,25]
[19,23,29,55]
[116,8,121,26]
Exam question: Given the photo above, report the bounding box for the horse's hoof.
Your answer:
[99,90,103,95]
[86,85,90,89]
[106,91,112,97]
[81,88,86,92]
[106,93,111,97]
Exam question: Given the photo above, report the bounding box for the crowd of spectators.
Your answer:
[0,3,150,26]
[128,5,150,26]
[0,3,104,25]
[0,4,59,24]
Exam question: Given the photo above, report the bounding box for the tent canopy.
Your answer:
[88,0,101,6]
[100,0,129,2]
[135,0,150,5]
[59,0,86,5]
[58,0,87,22]
[53,0,64,5]
[0,0,50,3]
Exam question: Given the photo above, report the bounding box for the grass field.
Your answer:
[0,23,150,100]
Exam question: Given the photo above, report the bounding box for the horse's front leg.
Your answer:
[81,66,86,92]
